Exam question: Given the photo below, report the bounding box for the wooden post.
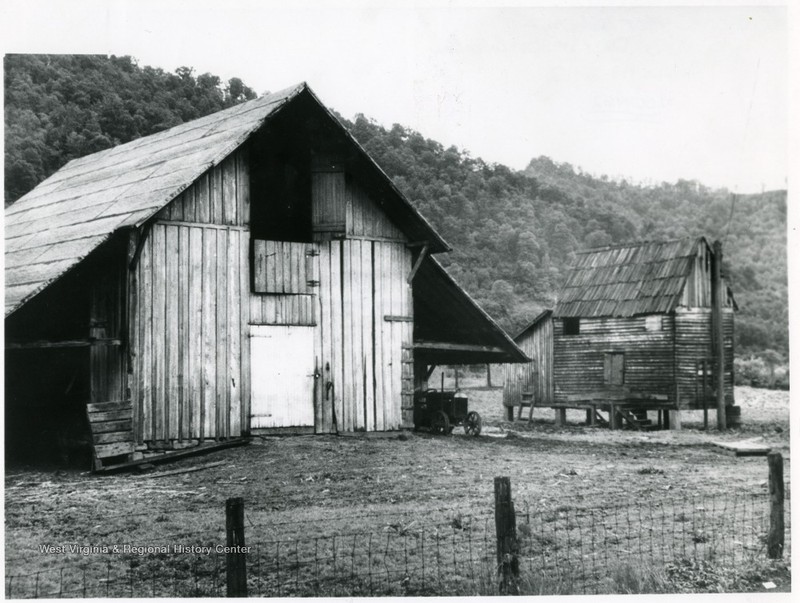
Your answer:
[554,408,566,426]
[486,364,492,388]
[494,477,519,594]
[506,406,515,421]
[712,240,726,431]
[767,452,785,559]
[226,497,248,597]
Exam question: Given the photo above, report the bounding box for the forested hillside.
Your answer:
[4,55,788,361]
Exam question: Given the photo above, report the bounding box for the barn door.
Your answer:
[250,325,316,429]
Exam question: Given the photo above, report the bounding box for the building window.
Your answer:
[604,352,625,385]
[645,315,662,331]
[563,317,580,335]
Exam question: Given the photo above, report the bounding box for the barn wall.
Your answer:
[552,314,675,403]
[314,239,413,432]
[346,179,405,241]
[155,150,249,227]
[674,307,734,409]
[131,221,248,445]
[503,316,553,408]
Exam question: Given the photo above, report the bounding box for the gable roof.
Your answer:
[513,309,553,341]
[5,83,448,317]
[553,237,712,318]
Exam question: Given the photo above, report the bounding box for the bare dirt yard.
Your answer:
[4,385,791,596]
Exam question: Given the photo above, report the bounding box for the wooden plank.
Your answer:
[222,155,237,226]
[94,441,135,459]
[330,242,344,432]
[342,241,354,431]
[152,225,167,442]
[90,419,133,434]
[373,242,385,432]
[211,163,223,225]
[188,227,203,438]
[196,173,210,223]
[179,225,191,440]
[93,431,134,445]
[229,229,242,437]
[712,440,771,457]
[166,226,180,440]
[318,242,331,433]
[363,242,375,431]
[240,231,251,434]
[88,401,132,413]
[89,409,134,422]
[237,147,250,227]
[216,228,229,438]
[202,228,217,439]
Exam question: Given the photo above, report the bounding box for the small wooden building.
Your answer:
[5,83,526,468]
[504,238,736,428]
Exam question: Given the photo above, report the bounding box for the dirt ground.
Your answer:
[4,385,791,595]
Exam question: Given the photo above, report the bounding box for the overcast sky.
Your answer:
[1,0,791,193]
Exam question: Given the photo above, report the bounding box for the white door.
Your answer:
[250,325,316,428]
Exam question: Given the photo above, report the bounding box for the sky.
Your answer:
[0,0,792,193]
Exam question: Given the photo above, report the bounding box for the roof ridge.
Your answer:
[575,235,704,255]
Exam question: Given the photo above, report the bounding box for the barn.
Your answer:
[503,237,737,429]
[5,82,527,469]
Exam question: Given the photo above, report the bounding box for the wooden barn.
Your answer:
[5,82,526,469]
[503,238,737,429]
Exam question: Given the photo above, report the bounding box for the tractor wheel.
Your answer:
[464,411,482,436]
[431,411,450,435]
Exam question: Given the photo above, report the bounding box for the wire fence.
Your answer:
[5,475,790,597]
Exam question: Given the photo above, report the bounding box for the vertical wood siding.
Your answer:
[674,307,734,409]
[503,316,553,408]
[552,315,675,403]
[252,240,317,295]
[132,223,248,443]
[346,179,405,241]
[155,149,250,227]
[311,170,346,236]
[680,241,711,307]
[313,240,412,432]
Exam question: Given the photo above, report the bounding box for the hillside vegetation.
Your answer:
[4,55,788,361]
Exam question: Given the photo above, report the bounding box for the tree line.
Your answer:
[4,55,788,362]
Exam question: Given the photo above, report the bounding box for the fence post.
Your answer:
[494,477,519,594]
[226,497,248,597]
[767,452,784,559]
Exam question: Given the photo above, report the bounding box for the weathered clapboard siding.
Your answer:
[674,307,734,409]
[155,149,250,227]
[503,312,553,408]
[131,222,248,444]
[552,315,676,403]
[252,240,318,295]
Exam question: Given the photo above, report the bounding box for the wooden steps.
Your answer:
[86,400,135,470]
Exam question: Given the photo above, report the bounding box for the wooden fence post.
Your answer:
[767,452,784,559]
[494,477,519,594]
[226,497,248,597]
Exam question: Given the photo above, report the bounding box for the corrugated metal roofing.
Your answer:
[4,82,448,317]
[553,238,707,318]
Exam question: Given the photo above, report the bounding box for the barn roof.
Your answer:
[513,309,553,341]
[553,237,713,318]
[5,83,448,317]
